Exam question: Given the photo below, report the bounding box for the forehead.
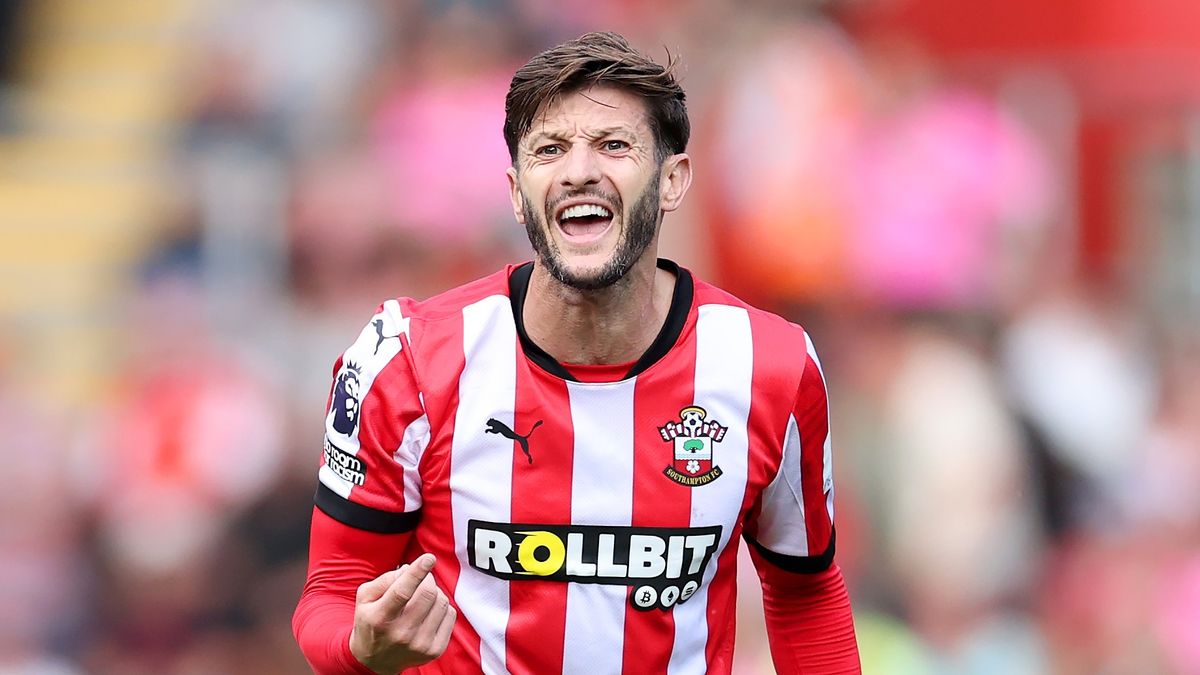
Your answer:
[525,85,652,142]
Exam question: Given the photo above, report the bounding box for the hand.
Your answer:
[349,553,457,674]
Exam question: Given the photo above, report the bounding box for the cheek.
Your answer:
[519,197,544,230]
[520,185,552,216]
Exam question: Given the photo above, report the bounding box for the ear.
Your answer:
[658,153,692,213]
[506,166,526,224]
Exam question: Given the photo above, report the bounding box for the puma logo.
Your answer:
[371,318,402,355]
[485,418,543,464]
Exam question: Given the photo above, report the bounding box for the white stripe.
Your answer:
[395,412,430,509]
[805,331,835,522]
[320,299,413,497]
[824,428,835,522]
[668,305,753,675]
[450,295,516,675]
[562,380,636,674]
[803,331,826,381]
[753,413,809,556]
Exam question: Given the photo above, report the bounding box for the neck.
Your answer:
[523,255,675,365]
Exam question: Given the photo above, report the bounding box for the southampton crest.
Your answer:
[659,406,727,486]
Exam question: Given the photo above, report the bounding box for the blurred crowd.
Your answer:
[3,0,1199,673]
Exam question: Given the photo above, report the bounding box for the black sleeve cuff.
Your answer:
[745,527,836,574]
[314,482,422,534]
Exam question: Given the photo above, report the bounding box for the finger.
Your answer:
[430,604,456,655]
[356,566,406,604]
[394,570,441,627]
[377,554,435,617]
[409,590,451,652]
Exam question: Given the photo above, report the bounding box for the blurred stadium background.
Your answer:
[2,0,1199,673]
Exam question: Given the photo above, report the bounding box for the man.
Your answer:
[293,31,860,674]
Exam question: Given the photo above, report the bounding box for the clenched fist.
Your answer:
[350,553,456,674]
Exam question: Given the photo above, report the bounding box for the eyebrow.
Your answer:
[524,126,634,147]
[582,126,633,140]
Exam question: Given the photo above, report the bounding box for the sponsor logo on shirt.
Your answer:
[330,361,363,436]
[659,406,727,486]
[468,520,722,611]
[323,436,366,486]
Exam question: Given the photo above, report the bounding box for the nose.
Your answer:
[559,144,601,188]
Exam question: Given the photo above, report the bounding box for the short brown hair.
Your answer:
[503,32,689,165]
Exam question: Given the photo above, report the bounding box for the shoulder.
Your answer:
[335,266,516,386]
[370,265,518,350]
[689,274,820,395]
[394,266,515,323]
[691,275,812,350]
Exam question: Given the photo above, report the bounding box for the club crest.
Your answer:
[659,406,727,486]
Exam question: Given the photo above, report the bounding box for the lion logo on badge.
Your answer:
[659,406,727,486]
[330,361,363,436]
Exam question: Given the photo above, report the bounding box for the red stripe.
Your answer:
[798,351,833,553]
[504,353,573,673]
[703,552,739,674]
[622,331,698,675]
[356,350,424,512]
[741,315,805,540]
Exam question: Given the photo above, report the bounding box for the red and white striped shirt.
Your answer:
[306,260,840,674]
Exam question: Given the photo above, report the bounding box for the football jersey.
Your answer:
[314,259,837,675]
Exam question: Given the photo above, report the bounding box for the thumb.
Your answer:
[356,565,407,604]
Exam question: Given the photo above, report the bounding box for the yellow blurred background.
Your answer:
[2,0,1198,673]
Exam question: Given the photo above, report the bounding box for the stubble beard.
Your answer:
[522,178,661,292]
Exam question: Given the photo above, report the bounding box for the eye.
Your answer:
[534,144,562,157]
[603,140,630,152]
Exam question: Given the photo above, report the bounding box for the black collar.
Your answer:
[508,259,694,381]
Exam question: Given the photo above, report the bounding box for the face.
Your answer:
[507,85,692,290]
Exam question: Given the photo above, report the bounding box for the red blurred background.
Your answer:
[1,1,1198,673]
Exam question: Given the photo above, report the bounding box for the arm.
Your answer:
[293,509,411,674]
[294,302,450,673]
[749,546,859,673]
[293,509,456,675]
[744,331,860,673]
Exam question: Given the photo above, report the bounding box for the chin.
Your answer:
[558,250,613,273]
[551,253,641,291]
[525,200,654,292]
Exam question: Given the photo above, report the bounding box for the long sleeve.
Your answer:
[293,507,413,674]
[295,302,429,672]
[752,553,860,674]
[744,331,859,672]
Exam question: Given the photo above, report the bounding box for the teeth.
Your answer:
[559,203,612,221]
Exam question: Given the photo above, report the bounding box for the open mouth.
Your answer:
[556,202,615,241]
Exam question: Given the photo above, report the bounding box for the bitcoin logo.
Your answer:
[633,585,659,609]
